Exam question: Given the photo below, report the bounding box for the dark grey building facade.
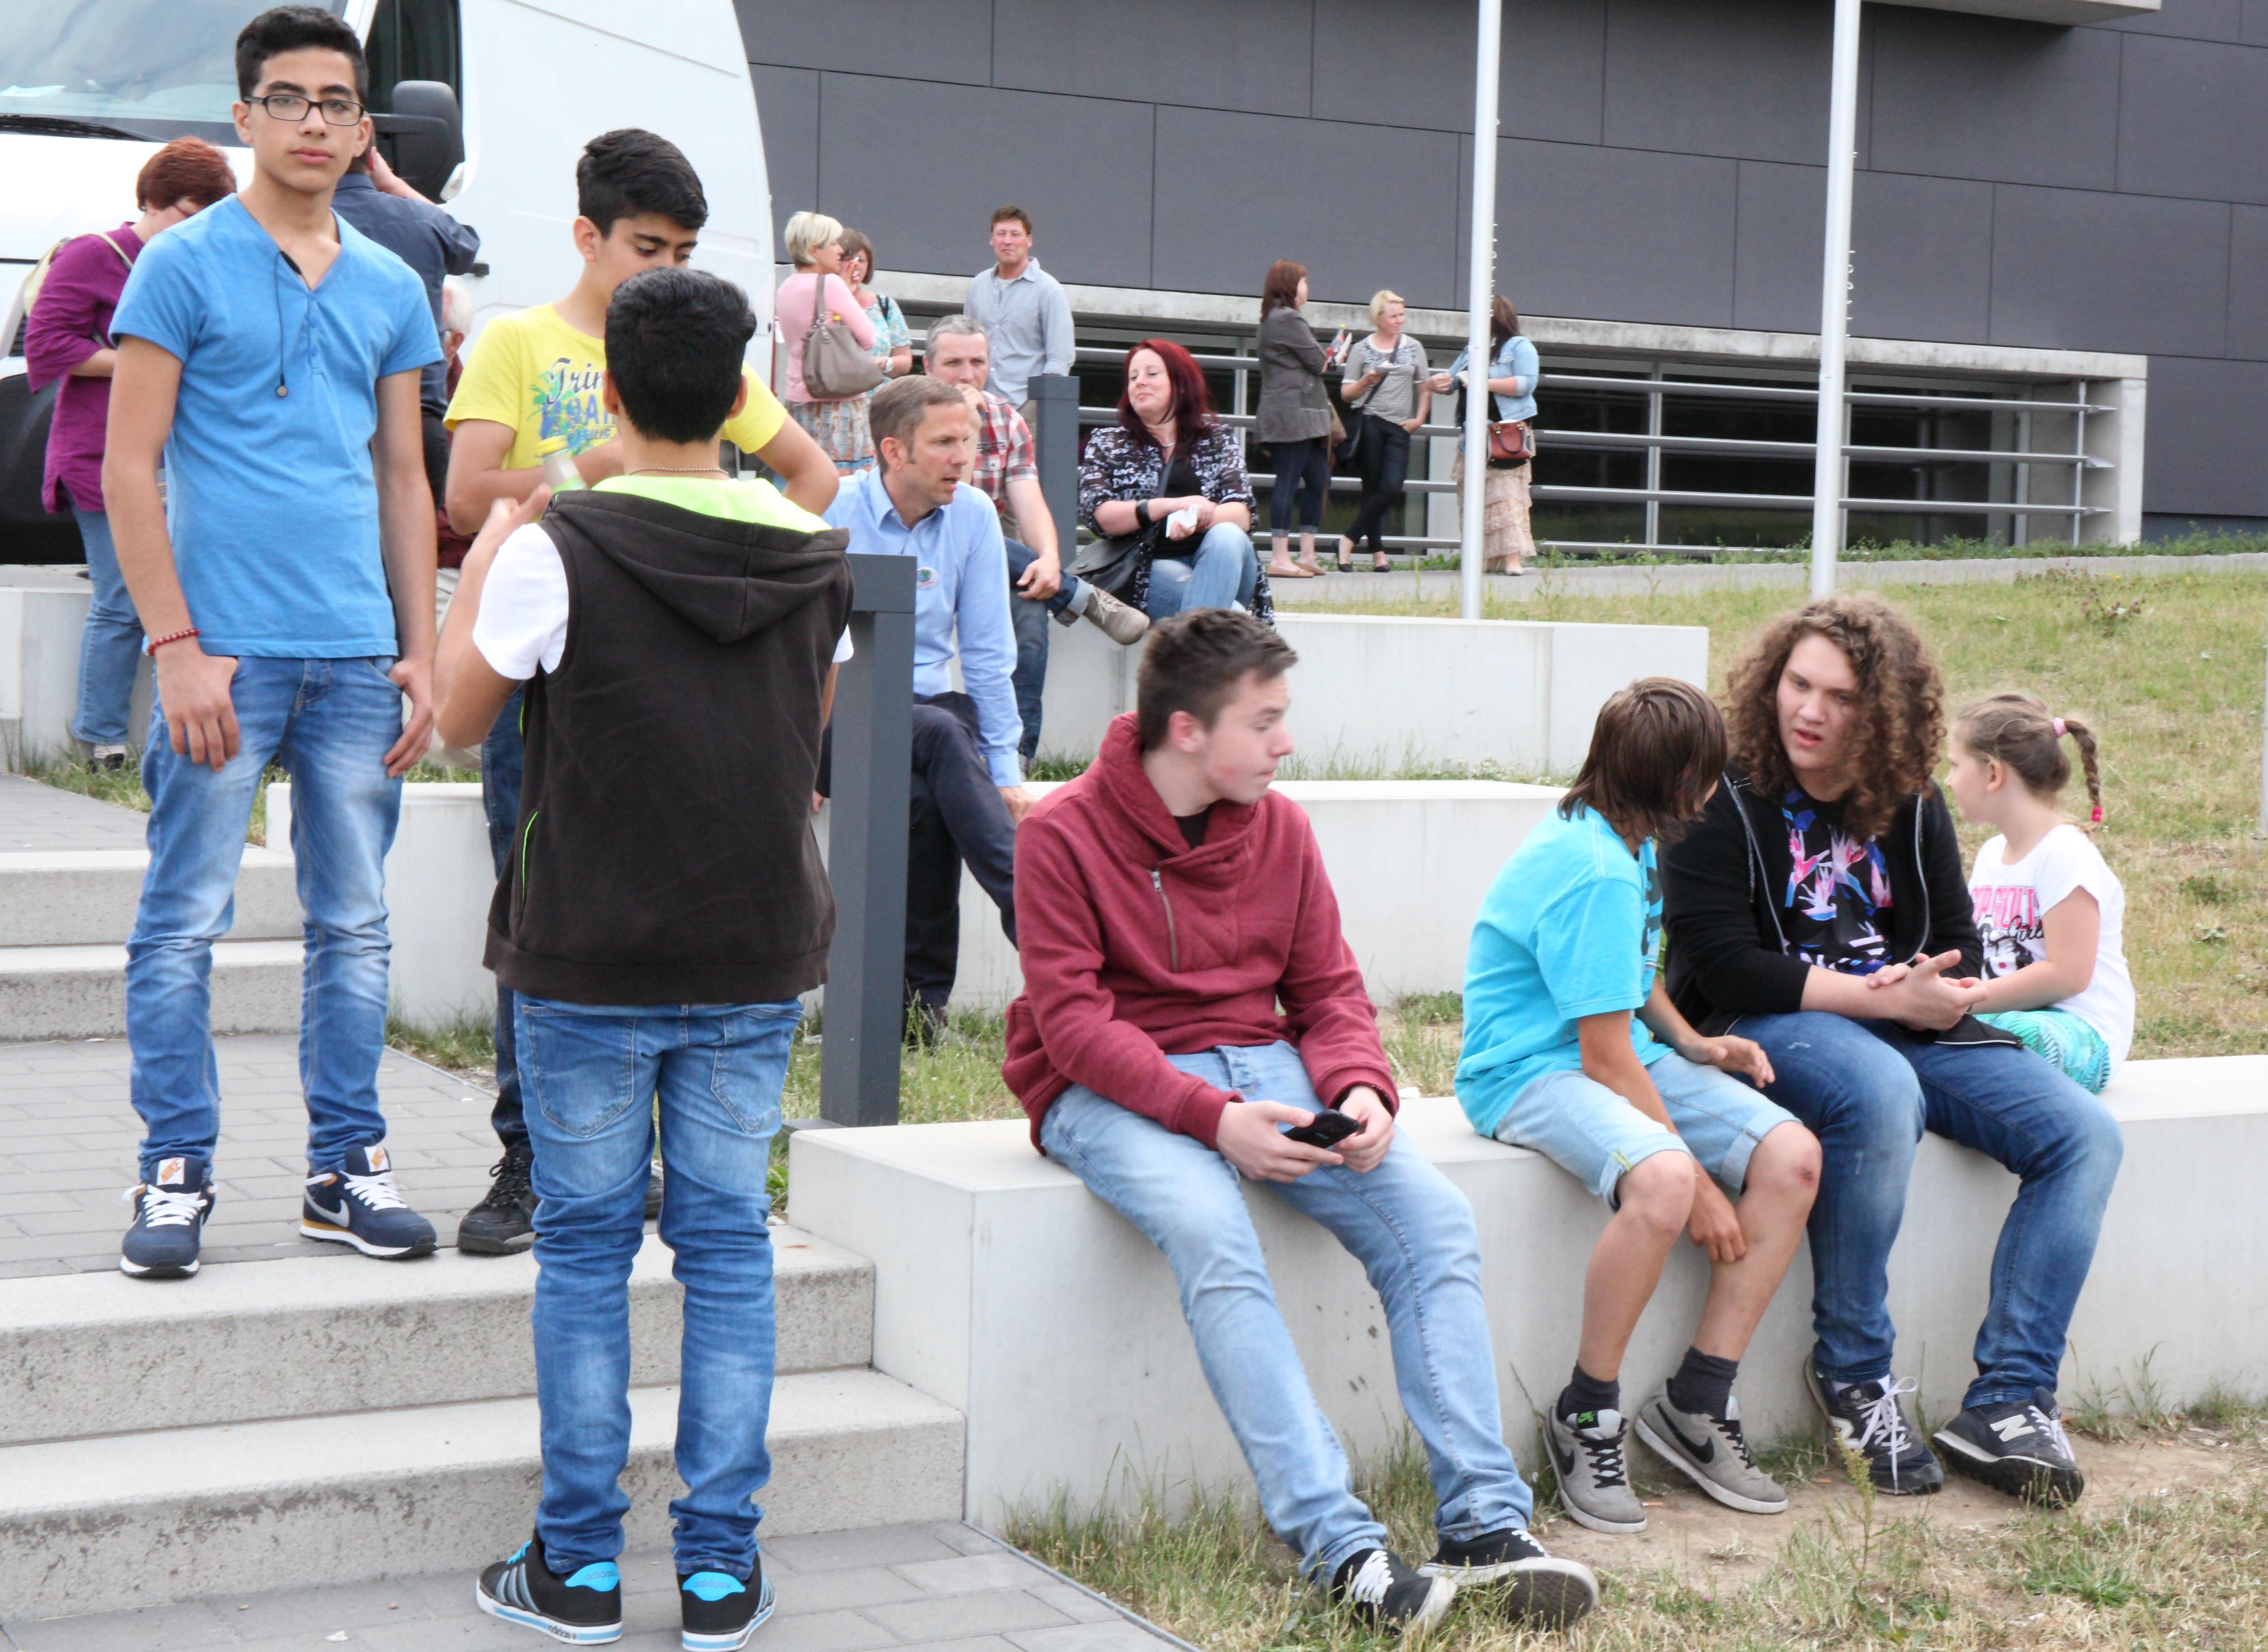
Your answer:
[740,0,2268,534]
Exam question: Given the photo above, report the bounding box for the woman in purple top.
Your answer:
[25,137,237,768]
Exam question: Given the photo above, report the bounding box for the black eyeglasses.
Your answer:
[246,93,365,125]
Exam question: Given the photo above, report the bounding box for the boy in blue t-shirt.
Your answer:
[103,7,443,1279]
[1458,679,1820,1537]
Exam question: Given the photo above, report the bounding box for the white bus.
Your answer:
[0,0,775,558]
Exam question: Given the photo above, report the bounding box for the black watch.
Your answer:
[1134,499,1153,528]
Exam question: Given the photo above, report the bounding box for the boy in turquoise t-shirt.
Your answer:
[1458,679,1820,1537]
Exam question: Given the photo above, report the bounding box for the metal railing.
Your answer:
[1050,338,2110,558]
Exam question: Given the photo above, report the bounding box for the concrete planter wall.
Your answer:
[788,1057,2268,1528]
[0,568,151,768]
[320,777,1567,1033]
[1031,612,1709,775]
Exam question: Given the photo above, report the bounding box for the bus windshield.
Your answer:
[0,2,345,133]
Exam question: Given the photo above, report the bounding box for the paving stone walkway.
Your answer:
[0,1035,506,1277]
[0,1521,1173,1652]
[0,773,153,850]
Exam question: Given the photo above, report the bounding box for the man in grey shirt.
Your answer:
[965,205,1073,412]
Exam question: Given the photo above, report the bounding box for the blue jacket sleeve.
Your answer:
[953,498,1025,784]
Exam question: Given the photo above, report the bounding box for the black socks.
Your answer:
[1665,1346,1741,1421]
[1558,1363,1620,1423]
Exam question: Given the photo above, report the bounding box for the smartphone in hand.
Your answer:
[1280,1108,1360,1148]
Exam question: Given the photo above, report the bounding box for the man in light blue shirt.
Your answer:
[102,6,444,1280]
[824,376,1026,1038]
[964,206,1074,410]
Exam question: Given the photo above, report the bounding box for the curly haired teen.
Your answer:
[1660,594,2122,1510]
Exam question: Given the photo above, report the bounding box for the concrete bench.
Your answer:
[786,1056,2268,1527]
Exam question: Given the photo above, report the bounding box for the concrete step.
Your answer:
[0,846,301,948]
[0,1366,967,1619]
[0,938,301,1040]
[0,1226,875,1445]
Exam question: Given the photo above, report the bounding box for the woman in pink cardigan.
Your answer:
[775,210,876,474]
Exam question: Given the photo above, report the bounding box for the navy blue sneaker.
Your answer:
[302,1143,437,1259]
[120,1156,215,1278]
[680,1559,774,1650]
[477,1530,622,1643]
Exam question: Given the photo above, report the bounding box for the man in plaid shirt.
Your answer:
[925,315,1147,768]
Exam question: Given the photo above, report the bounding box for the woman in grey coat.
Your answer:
[1255,260,1336,578]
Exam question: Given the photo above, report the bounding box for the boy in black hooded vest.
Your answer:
[435,266,851,1650]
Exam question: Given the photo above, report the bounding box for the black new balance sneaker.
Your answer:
[302,1143,438,1259]
[477,1530,622,1643]
[1804,1365,1944,1495]
[1330,1546,1455,1631]
[458,1143,537,1254]
[119,1156,216,1278]
[680,1559,775,1651]
[1420,1527,1597,1628]
[1933,1388,2085,1506]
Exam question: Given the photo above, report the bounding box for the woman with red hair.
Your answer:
[1075,339,1267,624]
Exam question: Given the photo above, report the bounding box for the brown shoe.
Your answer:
[1081,587,1151,645]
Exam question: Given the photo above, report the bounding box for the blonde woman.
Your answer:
[1338,289,1429,572]
[776,209,877,472]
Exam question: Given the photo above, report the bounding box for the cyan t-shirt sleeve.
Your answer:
[377,265,444,379]
[109,234,202,361]
[1532,876,1649,1022]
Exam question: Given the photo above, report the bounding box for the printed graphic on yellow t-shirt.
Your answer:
[444,303,787,470]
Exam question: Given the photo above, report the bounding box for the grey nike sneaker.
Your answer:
[1080,586,1150,645]
[1634,1393,1789,1514]
[1547,1407,1647,1534]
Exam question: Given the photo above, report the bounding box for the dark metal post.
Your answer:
[1032,373,1079,560]
[819,552,916,1127]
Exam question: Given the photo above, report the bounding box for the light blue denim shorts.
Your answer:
[1488,1052,1797,1206]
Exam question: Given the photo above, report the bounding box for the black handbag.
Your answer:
[1333,340,1393,467]
[1071,445,1177,597]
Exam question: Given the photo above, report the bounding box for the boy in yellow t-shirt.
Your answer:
[443,129,835,529]
[443,130,837,1259]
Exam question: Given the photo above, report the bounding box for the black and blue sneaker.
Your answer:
[1933,1387,2085,1506]
[477,1530,623,1643]
[680,1559,774,1650]
[119,1156,216,1278]
[302,1143,438,1259]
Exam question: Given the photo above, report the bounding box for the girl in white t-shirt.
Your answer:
[1943,693,2133,1093]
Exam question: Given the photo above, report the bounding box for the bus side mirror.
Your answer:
[376,80,464,200]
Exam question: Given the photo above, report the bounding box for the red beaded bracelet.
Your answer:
[144,626,200,656]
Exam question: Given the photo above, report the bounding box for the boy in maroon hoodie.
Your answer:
[1003,610,1599,1631]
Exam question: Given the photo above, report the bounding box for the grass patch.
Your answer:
[1015,1404,2268,1651]
[1313,568,2268,1062]
[21,752,478,847]
[1401,530,2268,569]
[386,1014,500,1080]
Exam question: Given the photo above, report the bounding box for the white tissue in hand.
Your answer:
[1168,505,1200,537]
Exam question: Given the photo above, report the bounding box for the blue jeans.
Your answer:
[517,996,801,1577]
[1735,1012,2124,1410]
[1039,1041,1534,1583]
[1003,538,1076,764]
[1145,523,1258,622]
[72,508,144,745]
[482,689,527,1151]
[127,656,403,1176]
